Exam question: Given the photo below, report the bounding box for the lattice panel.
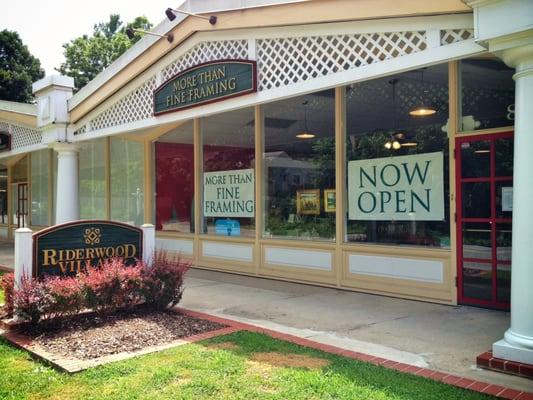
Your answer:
[0,121,9,133]
[7,122,42,149]
[162,40,248,80]
[257,31,427,91]
[441,29,474,45]
[81,40,248,134]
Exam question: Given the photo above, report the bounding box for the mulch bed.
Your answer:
[19,307,226,360]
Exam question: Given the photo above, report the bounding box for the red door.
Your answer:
[456,132,513,310]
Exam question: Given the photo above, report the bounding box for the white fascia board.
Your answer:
[72,38,485,143]
[68,14,187,111]
[0,100,37,116]
[0,143,46,160]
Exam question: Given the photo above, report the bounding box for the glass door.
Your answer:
[456,132,513,309]
[11,182,28,228]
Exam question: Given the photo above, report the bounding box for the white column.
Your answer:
[141,223,155,266]
[14,227,33,287]
[493,44,533,364]
[51,143,79,224]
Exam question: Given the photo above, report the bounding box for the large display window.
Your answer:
[154,121,194,233]
[201,108,255,237]
[30,149,50,226]
[110,138,144,226]
[79,139,106,220]
[345,64,450,247]
[263,90,335,241]
[460,59,515,132]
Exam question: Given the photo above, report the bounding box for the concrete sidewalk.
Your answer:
[181,268,533,393]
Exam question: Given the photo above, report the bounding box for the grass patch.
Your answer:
[0,330,497,400]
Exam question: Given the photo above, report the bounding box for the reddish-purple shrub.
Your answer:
[142,251,190,309]
[0,273,15,317]
[43,276,83,319]
[13,276,51,324]
[80,259,144,314]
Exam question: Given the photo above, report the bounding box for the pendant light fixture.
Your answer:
[409,68,436,117]
[296,100,316,139]
[384,79,417,150]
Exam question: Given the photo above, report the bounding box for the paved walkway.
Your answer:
[1,240,531,392]
[182,269,533,393]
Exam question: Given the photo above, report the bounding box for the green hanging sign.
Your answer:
[154,60,257,115]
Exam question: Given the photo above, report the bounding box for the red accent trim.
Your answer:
[32,220,144,278]
[153,59,257,116]
[456,131,513,310]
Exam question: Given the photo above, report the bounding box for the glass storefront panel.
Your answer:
[155,122,194,233]
[30,149,50,226]
[79,138,106,220]
[460,140,490,178]
[346,64,450,247]
[110,138,144,226]
[202,108,255,237]
[460,59,515,131]
[263,90,335,241]
[462,182,490,218]
[462,222,491,260]
[463,261,492,301]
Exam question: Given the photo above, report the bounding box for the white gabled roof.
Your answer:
[68,0,306,111]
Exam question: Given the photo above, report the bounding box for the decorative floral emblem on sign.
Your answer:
[84,228,101,245]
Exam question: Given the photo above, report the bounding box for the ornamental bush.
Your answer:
[142,251,190,309]
[81,259,144,315]
[0,273,15,317]
[44,276,84,320]
[4,251,189,325]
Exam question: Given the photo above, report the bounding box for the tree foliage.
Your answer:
[58,14,152,90]
[0,30,44,103]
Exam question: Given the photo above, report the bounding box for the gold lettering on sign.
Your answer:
[165,65,239,108]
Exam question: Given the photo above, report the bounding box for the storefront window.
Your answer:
[263,90,335,241]
[460,59,515,131]
[110,138,144,226]
[155,122,194,233]
[30,149,50,226]
[79,139,106,220]
[10,156,28,227]
[202,108,255,237]
[346,64,450,247]
[0,166,7,225]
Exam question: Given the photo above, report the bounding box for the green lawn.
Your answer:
[0,330,496,400]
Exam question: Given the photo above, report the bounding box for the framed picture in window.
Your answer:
[296,189,320,215]
[324,189,336,213]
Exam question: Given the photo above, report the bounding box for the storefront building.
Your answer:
[1,0,532,364]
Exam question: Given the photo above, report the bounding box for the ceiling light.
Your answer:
[409,105,436,117]
[474,149,491,154]
[401,141,418,147]
[296,132,316,139]
[392,140,402,150]
[384,141,392,150]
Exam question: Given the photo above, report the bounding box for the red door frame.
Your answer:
[456,131,513,310]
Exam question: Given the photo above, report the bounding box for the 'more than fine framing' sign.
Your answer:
[203,168,255,218]
[154,60,257,115]
[347,152,444,221]
[33,221,143,277]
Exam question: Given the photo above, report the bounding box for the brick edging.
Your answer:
[174,307,533,400]
[478,351,533,380]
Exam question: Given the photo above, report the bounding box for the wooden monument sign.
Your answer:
[33,220,143,277]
